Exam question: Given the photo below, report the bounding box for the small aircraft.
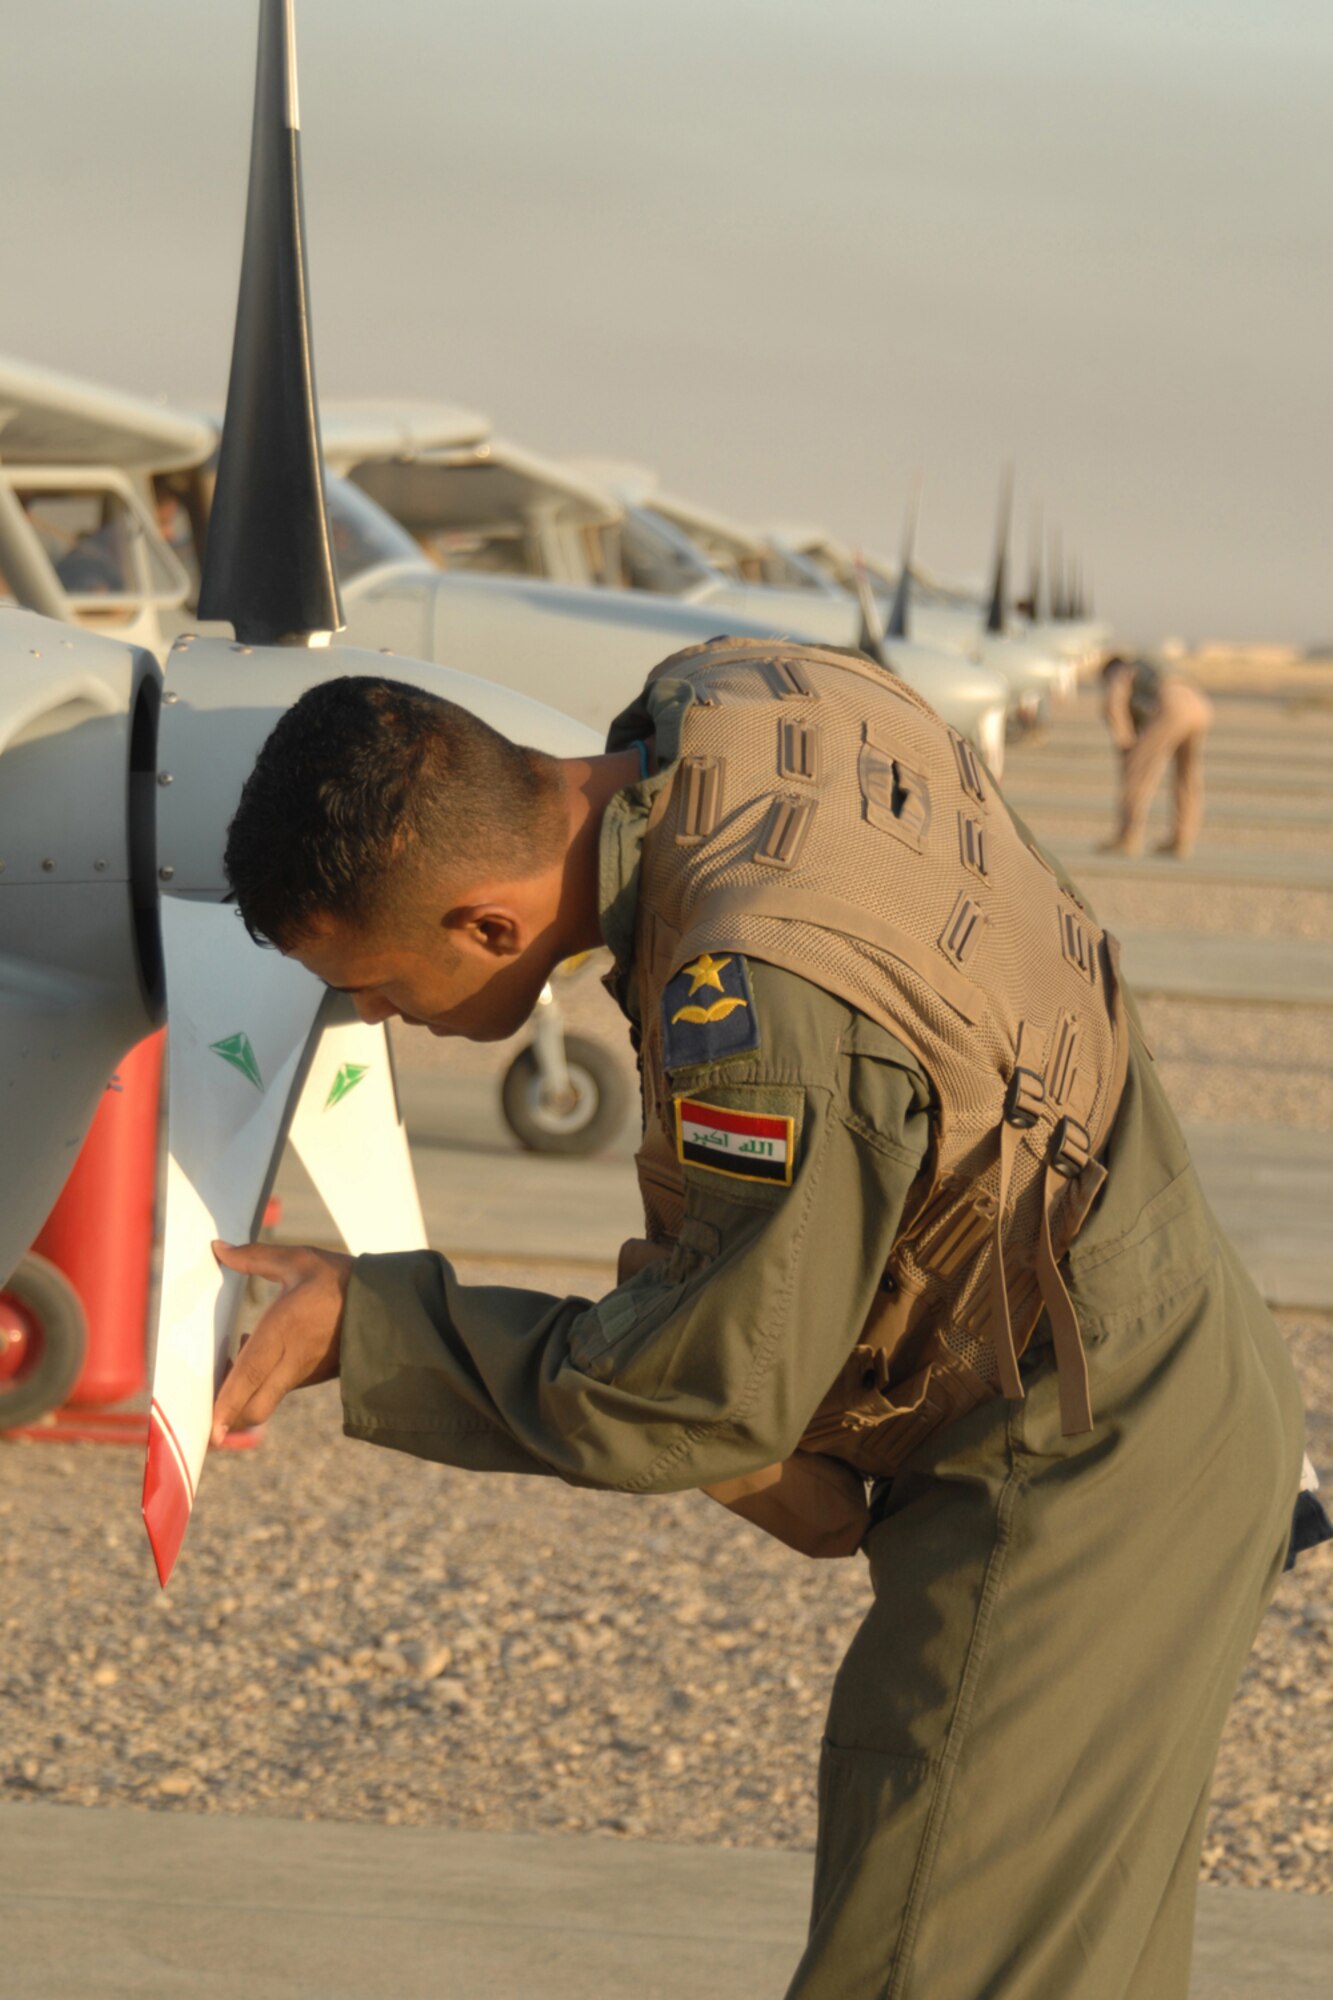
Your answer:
[313,427,1012,771]
[0,367,1018,777]
[0,0,601,1573]
[0,356,207,657]
[328,420,619,586]
[768,472,1088,728]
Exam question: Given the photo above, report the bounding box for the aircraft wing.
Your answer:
[319,399,490,474]
[0,352,215,472]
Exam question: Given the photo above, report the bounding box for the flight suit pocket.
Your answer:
[1068,1160,1215,1339]
[568,1267,688,1384]
[665,1214,721,1286]
[635,1147,686,1245]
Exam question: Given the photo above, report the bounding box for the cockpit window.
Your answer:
[324,474,426,583]
[760,547,830,592]
[619,509,709,596]
[19,488,138,596]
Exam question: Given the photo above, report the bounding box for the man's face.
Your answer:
[289,900,557,1044]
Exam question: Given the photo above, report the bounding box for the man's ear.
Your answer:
[443,904,524,958]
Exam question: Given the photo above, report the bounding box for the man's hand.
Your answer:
[210,1240,353,1446]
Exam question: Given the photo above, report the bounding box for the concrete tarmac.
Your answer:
[1008,751,1333,794]
[1052,838,1333,891]
[1116,927,1333,1007]
[1006,752,1333,796]
[2,1802,1328,2000]
[1006,787,1333,828]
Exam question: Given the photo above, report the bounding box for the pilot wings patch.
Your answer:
[661,951,761,1071]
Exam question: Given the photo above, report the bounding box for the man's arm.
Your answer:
[213,965,931,1493]
[341,965,930,1493]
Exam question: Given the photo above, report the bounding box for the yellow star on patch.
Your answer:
[681,952,732,997]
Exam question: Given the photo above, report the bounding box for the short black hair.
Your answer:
[224,676,563,949]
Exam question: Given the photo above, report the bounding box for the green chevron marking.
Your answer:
[325,1062,370,1110]
[209,1032,263,1090]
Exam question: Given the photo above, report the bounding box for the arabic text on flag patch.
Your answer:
[673,1097,794,1186]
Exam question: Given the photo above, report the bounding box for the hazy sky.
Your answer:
[4,0,1330,642]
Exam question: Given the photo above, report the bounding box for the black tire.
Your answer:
[500,1034,630,1157]
[0,1252,88,1430]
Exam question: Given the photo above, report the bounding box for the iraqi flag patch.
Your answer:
[674,1097,794,1186]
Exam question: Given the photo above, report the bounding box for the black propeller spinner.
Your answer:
[197,0,344,647]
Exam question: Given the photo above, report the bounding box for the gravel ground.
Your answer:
[1,1294,1328,1888]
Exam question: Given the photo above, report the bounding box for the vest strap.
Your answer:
[990,1115,1026,1401]
[1036,1156,1094,1435]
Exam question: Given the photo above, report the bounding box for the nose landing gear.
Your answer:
[499,983,628,1157]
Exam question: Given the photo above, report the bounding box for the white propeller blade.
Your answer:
[287,1006,428,1255]
[143,896,324,1586]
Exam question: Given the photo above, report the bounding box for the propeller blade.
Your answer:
[985,463,1013,637]
[287,1002,428,1255]
[143,897,325,1586]
[1050,526,1065,620]
[196,0,343,646]
[1027,502,1043,622]
[886,474,921,641]
[853,550,889,665]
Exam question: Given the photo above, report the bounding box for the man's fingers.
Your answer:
[209,1242,349,1444]
[212,1319,294,1444]
[212,1327,278,1440]
[212,1238,305,1286]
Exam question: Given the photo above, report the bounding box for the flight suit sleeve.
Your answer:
[339,965,932,1495]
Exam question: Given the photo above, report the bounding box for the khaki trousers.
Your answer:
[1117,683,1214,854]
[785,1054,1303,2000]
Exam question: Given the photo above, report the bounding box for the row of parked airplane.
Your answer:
[0,0,1113,1577]
[0,352,1111,784]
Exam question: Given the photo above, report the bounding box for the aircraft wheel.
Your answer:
[0,1253,88,1431]
[501,1035,629,1157]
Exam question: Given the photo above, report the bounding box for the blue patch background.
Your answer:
[662,952,762,1071]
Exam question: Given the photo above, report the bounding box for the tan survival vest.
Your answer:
[621,639,1129,1548]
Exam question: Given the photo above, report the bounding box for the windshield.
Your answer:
[324,474,426,583]
[15,483,188,605]
[619,509,710,596]
[761,546,835,592]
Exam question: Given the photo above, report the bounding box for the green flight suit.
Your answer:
[339,714,1304,1999]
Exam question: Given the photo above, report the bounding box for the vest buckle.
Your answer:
[1004,1066,1046,1130]
[1050,1116,1092,1179]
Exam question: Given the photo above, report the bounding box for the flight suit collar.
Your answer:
[596,670,700,996]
